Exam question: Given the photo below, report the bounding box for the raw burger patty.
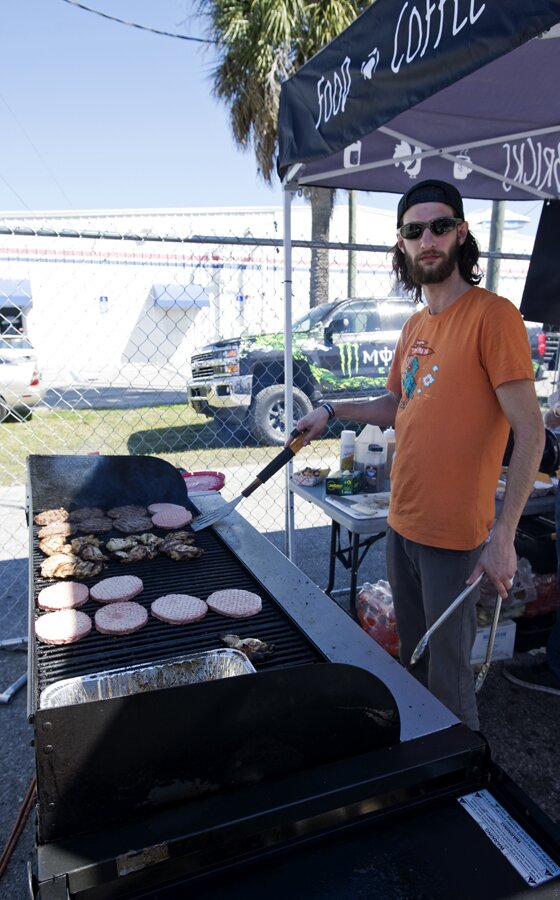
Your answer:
[206,589,262,618]
[151,593,208,625]
[90,575,144,603]
[35,609,92,645]
[37,581,89,610]
[95,601,148,635]
[151,508,192,529]
[148,502,190,515]
[33,508,69,526]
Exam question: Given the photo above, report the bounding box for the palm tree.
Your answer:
[199,0,371,306]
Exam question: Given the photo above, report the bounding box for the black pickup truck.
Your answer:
[187,296,558,445]
[187,297,416,445]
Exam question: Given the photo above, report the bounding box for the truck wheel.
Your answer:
[250,386,312,446]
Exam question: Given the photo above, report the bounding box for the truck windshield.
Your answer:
[292,302,340,333]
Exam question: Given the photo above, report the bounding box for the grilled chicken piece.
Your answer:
[159,540,205,561]
[110,545,159,563]
[40,553,104,580]
[106,533,163,562]
[39,535,74,557]
[160,531,195,545]
[106,537,137,553]
[70,539,108,562]
[219,634,275,661]
[33,508,69,526]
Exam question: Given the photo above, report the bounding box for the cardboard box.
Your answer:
[326,469,363,495]
[470,620,516,664]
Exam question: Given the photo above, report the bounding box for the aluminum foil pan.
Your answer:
[39,648,256,709]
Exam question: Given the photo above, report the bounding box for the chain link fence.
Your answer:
[0,211,533,644]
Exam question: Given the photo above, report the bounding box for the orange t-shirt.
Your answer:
[386,287,535,550]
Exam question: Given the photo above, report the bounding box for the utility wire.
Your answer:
[58,0,216,43]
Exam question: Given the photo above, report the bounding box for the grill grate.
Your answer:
[31,521,325,698]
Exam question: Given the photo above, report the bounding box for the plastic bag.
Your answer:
[356,580,401,657]
[476,557,536,625]
[523,573,560,617]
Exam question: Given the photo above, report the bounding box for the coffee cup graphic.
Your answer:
[453,153,472,180]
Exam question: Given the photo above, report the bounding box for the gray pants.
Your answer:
[386,526,483,731]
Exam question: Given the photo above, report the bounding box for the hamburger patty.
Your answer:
[37,581,89,610]
[206,589,262,618]
[68,506,105,522]
[74,516,114,534]
[94,601,148,635]
[90,575,144,603]
[151,593,208,625]
[35,609,92,645]
[107,505,148,519]
[151,508,193,529]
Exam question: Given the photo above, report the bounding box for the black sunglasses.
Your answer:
[398,216,463,240]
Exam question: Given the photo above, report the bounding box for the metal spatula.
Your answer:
[190,428,306,531]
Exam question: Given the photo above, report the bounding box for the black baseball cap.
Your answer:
[397,179,465,225]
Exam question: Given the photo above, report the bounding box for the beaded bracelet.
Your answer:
[322,402,336,420]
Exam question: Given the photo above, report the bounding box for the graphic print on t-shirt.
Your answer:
[401,339,436,407]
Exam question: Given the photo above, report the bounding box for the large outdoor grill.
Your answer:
[26,456,560,899]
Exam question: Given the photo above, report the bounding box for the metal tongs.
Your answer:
[410,573,502,692]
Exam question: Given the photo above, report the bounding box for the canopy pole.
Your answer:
[283,186,297,562]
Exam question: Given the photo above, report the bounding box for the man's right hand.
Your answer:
[287,406,330,447]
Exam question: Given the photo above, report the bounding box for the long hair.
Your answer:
[390,231,483,303]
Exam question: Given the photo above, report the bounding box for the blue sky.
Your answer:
[0,0,544,233]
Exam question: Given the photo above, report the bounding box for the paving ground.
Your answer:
[1,517,559,898]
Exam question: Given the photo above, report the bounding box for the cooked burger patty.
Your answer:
[90,575,144,603]
[35,609,92,645]
[37,581,89,610]
[74,517,114,534]
[94,601,148,635]
[68,506,105,522]
[206,589,262,618]
[151,593,208,625]
[113,516,154,533]
[107,505,148,519]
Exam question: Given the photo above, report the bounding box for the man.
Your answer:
[294,179,545,730]
[503,400,560,695]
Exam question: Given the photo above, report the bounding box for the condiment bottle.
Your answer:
[364,443,384,493]
[339,430,356,472]
[354,424,384,473]
[384,427,396,484]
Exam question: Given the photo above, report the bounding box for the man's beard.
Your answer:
[405,239,459,285]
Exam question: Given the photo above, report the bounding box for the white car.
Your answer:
[0,335,44,421]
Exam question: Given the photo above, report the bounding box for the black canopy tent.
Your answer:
[277,0,560,553]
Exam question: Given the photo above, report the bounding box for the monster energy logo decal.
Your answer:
[339,343,360,376]
[339,343,394,376]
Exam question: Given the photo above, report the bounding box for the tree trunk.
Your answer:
[309,187,334,308]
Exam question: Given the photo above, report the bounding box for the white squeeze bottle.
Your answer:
[339,430,356,472]
[384,427,396,485]
[354,424,383,474]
